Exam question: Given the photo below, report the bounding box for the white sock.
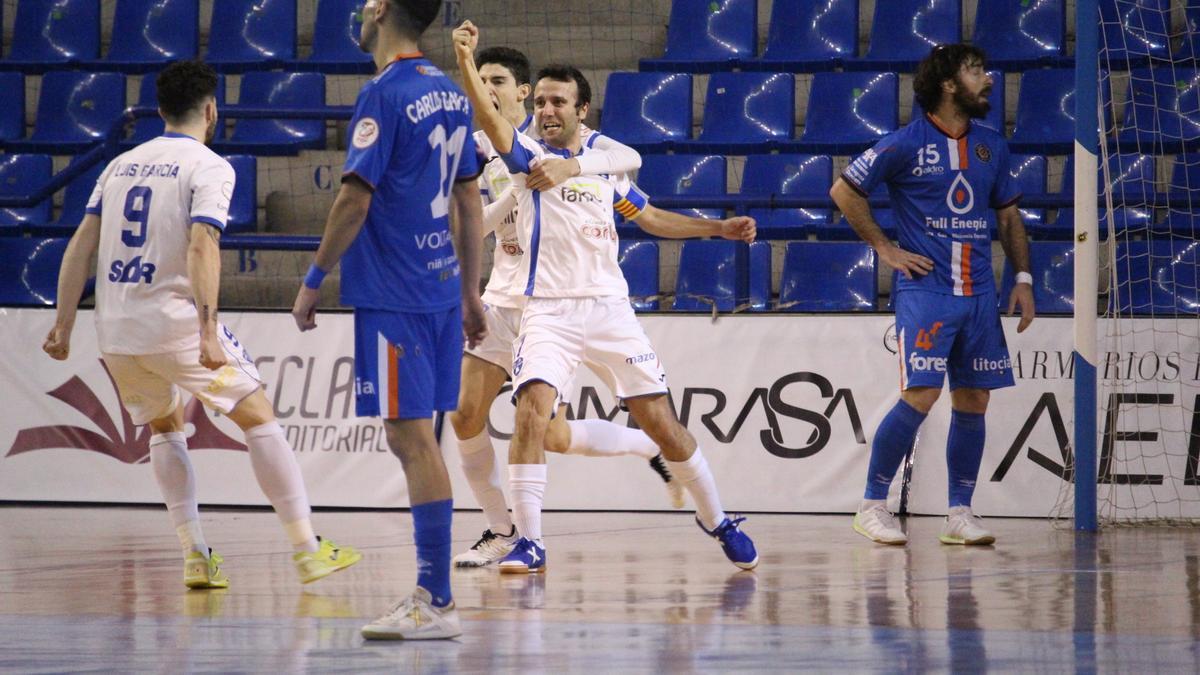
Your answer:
[860,498,886,513]
[665,449,727,530]
[566,419,660,459]
[150,432,207,556]
[244,421,319,553]
[458,431,514,535]
[508,464,547,543]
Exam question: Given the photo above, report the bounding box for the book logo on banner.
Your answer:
[6,361,245,464]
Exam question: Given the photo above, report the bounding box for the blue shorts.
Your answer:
[354,306,463,419]
[895,289,1014,391]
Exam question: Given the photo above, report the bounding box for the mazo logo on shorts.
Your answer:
[108,256,157,284]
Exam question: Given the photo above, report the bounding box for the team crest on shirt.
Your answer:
[353,117,379,149]
[975,143,991,162]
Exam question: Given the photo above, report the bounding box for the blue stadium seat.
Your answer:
[778,242,877,312]
[1,0,99,72]
[1000,241,1074,314]
[224,155,257,234]
[1100,0,1170,66]
[205,0,296,71]
[741,154,831,238]
[96,0,198,72]
[690,73,794,153]
[0,237,70,305]
[222,72,325,155]
[127,72,227,146]
[798,72,898,154]
[1008,154,1047,230]
[618,240,659,311]
[600,72,692,151]
[1010,69,1091,152]
[972,0,1066,69]
[6,72,125,153]
[1169,154,1200,199]
[748,0,857,72]
[815,209,895,241]
[0,72,25,144]
[633,155,726,229]
[914,70,1005,134]
[640,0,757,73]
[0,154,53,228]
[1179,5,1200,60]
[1119,68,1200,151]
[673,240,749,312]
[1059,152,1158,207]
[1164,211,1200,237]
[293,0,373,74]
[1039,207,1153,240]
[1113,240,1200,315]
[748,240,771,311]
[849,0,960,71]
[43,161,103,234]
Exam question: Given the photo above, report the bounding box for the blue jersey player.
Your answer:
[830,44,1035,547]
[290,0,486,640]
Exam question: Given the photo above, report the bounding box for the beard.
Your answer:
[954,86,991,119]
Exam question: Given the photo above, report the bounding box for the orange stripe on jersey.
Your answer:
[957,137,969,170]
[961,242,973,296]
[387,343,399,418]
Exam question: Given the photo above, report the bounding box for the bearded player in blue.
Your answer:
[830,44,1035,547]
[291,0,487,639]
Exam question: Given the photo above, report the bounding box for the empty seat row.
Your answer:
[0,0,371,73]
[642,0,1183,73]
[0,70,328,154]
[0,153,257,233]
[602,67,1200,154]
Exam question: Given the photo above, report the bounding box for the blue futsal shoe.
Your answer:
[697,516,758,570]
[498,537,547,575]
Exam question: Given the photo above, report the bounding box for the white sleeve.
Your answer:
[576,133,642,176]
[84,161,113,215]
[190,158,236,230]
[481,186,517,236]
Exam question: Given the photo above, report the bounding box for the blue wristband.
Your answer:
[303,263,328,290]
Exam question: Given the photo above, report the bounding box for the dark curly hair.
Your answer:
[912,44,988,113]
[156,60,218,122]
[536,64,591,110]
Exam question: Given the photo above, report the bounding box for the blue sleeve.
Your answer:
[990,141,1021,209]
[342,84,397,190]
[841,133,910,197]
[456,122,482,181]
[499,128,537,174]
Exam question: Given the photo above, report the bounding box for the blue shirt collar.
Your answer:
[518,114,533,133]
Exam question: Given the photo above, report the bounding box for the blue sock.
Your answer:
[864,399,927,500]
[412,498,453,607]
[947,410,986,508]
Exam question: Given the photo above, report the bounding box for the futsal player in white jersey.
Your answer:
[455,22,758,573]
[449,46,687,568]
[43,60,361,589]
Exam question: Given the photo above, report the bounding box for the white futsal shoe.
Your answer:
[360,587,462,640]
[453,526,519,567]
[853,501,908,545]
[938,506,996,545]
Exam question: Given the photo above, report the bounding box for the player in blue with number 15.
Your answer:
[290,0,487,641]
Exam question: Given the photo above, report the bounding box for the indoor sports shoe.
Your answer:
[453,526,519,568]
[184,548,230,589]
[497,537,547,574]
[697,516,758,570]
[939,506,996,546]
[649,454,687,509]
[361,587,462,640]
[853,503,908,545]
[294,536,363,584]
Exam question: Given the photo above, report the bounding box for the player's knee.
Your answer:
[655,422,695,461]
[227,390,276,431]
[147,403,186,434]
[383,423,437,465]
[542,414,571,454]
[951,388,990,414]
[449,406,486,440]
[901,387,941,413]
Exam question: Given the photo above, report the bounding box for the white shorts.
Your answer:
[464,303,524,375]
[512,296,667,405]
[102,324,264,426]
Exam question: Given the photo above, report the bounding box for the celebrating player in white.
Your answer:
[455,21,759,574]
[43,60,361,589]
[449,45,687,569]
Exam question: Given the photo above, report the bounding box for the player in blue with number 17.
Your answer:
[290,0,487,641]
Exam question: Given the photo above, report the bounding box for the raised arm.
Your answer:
[453,21,514,154]
[830,177,933,280]
[997,203,1035,332]
[186,221,226,369]
[42,213,101,360]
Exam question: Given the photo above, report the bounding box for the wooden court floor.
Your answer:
[1,505,1199,673]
